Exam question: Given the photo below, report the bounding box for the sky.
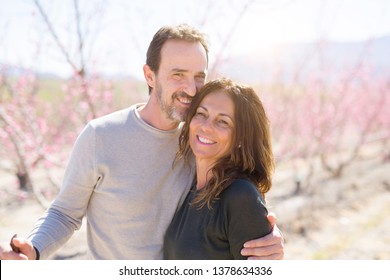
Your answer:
[0,0,389,78]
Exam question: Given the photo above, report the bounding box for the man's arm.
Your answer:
[1,123,97,260]
[241,212,284,260]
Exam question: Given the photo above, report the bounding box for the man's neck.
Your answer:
[137,99,180,131]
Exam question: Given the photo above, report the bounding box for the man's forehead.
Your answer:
[161,40,207,62]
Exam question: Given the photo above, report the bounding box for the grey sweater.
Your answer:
[28,104,194,259]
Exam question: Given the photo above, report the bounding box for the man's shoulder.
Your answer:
[89,104,140,129]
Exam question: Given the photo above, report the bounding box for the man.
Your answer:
[0,24,283,260]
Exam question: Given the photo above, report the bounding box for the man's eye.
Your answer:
[195,76,205,82]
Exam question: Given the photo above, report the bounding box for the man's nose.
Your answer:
[183,79,197,97]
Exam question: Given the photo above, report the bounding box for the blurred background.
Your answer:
[1,0,389,259]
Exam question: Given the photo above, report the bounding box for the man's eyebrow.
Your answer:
[171,68,188,72]
[196,72,206,78]
[171,68,206,77]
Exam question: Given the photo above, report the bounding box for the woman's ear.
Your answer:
[143,64,155,89]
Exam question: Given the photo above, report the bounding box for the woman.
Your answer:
[164,78,275,259]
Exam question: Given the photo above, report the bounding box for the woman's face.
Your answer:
[189,90,235,166]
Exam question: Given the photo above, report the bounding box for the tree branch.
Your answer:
[33,0,79,74]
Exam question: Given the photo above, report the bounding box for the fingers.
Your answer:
[12,238,36,260]
[0,236,35,260]
[241,227,285,259]
[9,251,29,260]
[0,243,28,260]
[241,243,284,260]
[247,252,284,260]
[10,234,21,253]
[12,237,25,251]
[267,212,277,228]
[243,227,283,248]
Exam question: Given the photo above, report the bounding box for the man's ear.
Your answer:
[143,64,155,89]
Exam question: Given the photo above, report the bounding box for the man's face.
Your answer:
[153,40,208,122]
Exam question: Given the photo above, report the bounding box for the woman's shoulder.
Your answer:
[221,179,265,204]
[224,178,259,194]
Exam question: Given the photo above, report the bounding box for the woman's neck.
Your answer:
[195,159,215,190]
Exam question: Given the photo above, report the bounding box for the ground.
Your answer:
[271,151,390,259]
[1,146,389,260]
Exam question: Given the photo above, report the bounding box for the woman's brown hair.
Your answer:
[175,78,274,209]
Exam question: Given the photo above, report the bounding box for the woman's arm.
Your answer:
[222,179,274,259]
[241,212,284,260]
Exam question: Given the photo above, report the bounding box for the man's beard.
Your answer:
[156,83,192,122]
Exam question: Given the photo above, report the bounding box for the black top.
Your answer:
[163,179,272,259]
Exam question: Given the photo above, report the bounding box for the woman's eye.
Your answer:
[217,119,232,127]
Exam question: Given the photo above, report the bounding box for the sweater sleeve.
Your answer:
[222,179,272,260]
[28,123,99,259]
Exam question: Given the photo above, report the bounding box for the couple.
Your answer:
[0,24,283,260]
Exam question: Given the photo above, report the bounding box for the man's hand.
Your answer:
[0,235,36,260]
[241,212,284,260]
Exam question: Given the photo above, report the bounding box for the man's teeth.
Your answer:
[198,136,214,144]
[178,97,192,104]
